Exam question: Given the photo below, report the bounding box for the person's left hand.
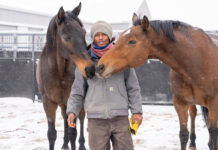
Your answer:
[132,113,143,126]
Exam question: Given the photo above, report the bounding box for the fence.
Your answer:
[0,33,44,101]
[0,33,172,104]
[0,33,45,60]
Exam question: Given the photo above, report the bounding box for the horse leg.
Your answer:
[207,99,218,150]
[59,104,70,150]
[78,107,86,150]
[43,97,58,150]
[173,95,189,150]
[188,105,197,150]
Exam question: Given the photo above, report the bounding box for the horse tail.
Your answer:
[201,106,209,127]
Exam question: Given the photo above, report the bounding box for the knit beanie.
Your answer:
[91,21,112,41]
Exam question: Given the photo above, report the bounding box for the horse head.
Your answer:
[55,3,95,79]
[96,14,154,78]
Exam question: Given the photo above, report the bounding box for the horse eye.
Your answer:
[128,40,136,44]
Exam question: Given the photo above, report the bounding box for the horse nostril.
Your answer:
[96,64,105,74]
[85,65,95,79]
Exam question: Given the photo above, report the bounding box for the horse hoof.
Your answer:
[189,146,196,150]
[61,148,69,150]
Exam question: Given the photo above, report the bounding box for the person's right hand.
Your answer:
[132,113,143,126]
[68,113,76,128]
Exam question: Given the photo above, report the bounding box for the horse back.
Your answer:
[209,34,218,47]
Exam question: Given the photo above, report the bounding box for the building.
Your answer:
[0,0,151,32]
[137,0,151,19]
[0,5,50,32]
[0,1,151,52]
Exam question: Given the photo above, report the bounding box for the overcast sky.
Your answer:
[0,0,217,30]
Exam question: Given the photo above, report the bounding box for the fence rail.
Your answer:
[1,31,217,103]
[0,33,46,61]
[0,32,176,104]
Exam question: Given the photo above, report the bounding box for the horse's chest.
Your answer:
[59,66,75,88]
[60,76,74,89]
[171,73,207,105]
[181,81,211,105]
[191,86,207,104]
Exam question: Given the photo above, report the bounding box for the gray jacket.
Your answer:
[67,66,142,119]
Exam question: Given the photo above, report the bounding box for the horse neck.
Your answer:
[55,36,71,79]
[56,51,66,78]
[44,20,71,79]
[45,36,68,79]
[149,42,189,78]
[149,35,218,94]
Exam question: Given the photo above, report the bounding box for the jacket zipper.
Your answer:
[104,78,110,118]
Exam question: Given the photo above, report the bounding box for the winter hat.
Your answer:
[91,21,112,41]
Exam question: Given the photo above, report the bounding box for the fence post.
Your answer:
[32,34,35,61]
[32,34,36,102]
[1,35,3,50]
[13,33,17,61]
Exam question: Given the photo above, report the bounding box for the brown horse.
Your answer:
[96,14,218,150]
[36,3,95,150]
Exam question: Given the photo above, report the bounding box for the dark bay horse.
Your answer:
[96,14,218,150]
[36,3,95,150]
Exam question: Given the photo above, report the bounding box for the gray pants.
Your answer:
[88,116,133,150]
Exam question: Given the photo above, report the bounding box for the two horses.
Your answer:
[36,3,94,150]
[96,14,218,150]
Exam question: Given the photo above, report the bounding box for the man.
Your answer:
[67,21,143,150]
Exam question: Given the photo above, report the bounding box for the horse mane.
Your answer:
[46,16,57,51]
[134,18,189,41]
[45,12,84,52]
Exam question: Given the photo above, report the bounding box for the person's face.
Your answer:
[94,32,110,47]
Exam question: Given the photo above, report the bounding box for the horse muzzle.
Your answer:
[96,64,105,76]
[95,63,113,79]
[85,65,95,79]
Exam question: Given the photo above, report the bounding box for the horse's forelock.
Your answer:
[133,18,141,26]
[66,11,83,27]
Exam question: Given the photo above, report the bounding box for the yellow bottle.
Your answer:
[129,116,139,135]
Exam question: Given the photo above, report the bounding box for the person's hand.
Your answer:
[132,113,143,126]
[68,113,76,128]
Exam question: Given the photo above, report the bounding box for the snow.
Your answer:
[0,97,209,150]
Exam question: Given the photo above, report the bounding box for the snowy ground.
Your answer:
[0,97,209,150]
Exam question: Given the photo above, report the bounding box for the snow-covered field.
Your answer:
[0,97,209,150]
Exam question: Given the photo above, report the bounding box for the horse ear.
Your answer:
[56,6,65,24]
[132,13,138,25]
[72,2,82,17]
[141,16,149,30]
